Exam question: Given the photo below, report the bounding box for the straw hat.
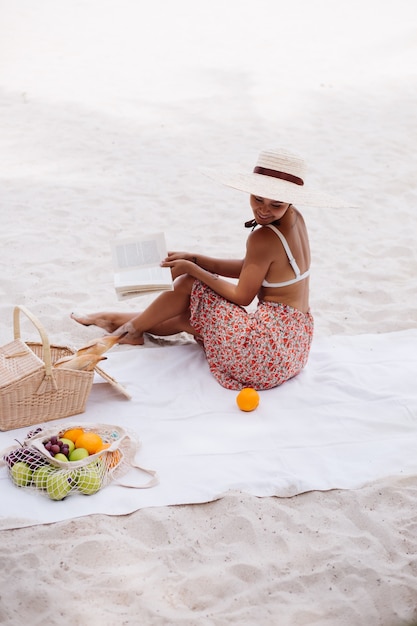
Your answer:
[202,148,353,208]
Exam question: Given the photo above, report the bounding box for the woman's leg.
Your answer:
[70,311,135,333]
[71,275,197,344]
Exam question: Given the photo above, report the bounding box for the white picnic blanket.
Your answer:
[1,329,417,529]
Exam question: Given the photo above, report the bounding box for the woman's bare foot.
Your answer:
[110,320,144,345]
[70,312,136,333]
[116,331,145,345]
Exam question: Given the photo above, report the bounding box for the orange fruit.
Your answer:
[74,431,103,455]
[95,442,121,469]
[236,387,260,412]
[106,450,122,469]
[96,442,111,452]
[61,427,84,443]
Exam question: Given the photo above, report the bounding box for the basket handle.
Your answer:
[13,305,54,376]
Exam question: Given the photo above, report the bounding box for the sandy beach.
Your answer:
[1,1,417,624]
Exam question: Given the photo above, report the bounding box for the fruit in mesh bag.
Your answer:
[74,432,103,455]
[54,453,70,462]
[95,442,122,470]
[59,438,75,454]
[107,449,122,469]
[61,428,84,443]
[43,430,104,460]
[44,435,72,459]
[46,471,73,501]
[4,446,46,471]
[10,461,33,487]
[33,465,54,490]
[76,462,103,495]
[69,448,89,461]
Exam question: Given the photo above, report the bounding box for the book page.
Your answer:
[112,232,168,271]
[114,266,173,291]
[112,232,173,297]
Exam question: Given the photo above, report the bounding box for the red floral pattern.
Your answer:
[190,280,314,390]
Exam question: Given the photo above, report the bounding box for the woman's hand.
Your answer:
[161,257,196,280]
[164,251,193,262]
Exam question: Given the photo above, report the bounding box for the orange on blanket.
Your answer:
[236,387,260,412]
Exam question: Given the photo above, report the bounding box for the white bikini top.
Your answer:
[261,224,310,288]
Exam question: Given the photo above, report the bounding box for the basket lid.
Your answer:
[94,365,132,400]
[0,340,45,388]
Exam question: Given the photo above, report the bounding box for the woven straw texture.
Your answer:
[0,307,94,431]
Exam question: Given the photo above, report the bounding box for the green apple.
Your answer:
[10,461,33,487]
[77,466,102,495]
[69,447,89,462]
[95,457,105,471]
[58,438,75,454]
[54,453,69,462]
[33,465,54,490]
[46,472,72,500]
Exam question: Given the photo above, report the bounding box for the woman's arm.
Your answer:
[163,231,272,306]
[165,251,244,278]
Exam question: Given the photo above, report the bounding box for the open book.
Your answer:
[112,232,173,299]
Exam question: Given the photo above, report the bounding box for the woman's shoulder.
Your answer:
[248,224,277,238]
[246,225,278,247]
[246,226,281,261]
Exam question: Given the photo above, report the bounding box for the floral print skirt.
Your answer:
[189,280,314,390]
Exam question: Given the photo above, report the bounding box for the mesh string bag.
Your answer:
[1,423,158,500]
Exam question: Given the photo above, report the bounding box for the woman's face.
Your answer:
[250,195,290,225]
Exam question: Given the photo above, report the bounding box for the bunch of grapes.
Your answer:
[44,436,70,458]
[3,446,45,470]
[3,427,46,470]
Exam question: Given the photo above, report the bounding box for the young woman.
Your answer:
[72,148,347,390]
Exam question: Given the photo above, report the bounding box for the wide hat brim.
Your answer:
[201,167,356,208]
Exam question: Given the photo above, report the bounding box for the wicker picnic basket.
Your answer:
[0,306,94,431]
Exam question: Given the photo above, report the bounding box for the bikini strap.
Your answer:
[265,224,301,277]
